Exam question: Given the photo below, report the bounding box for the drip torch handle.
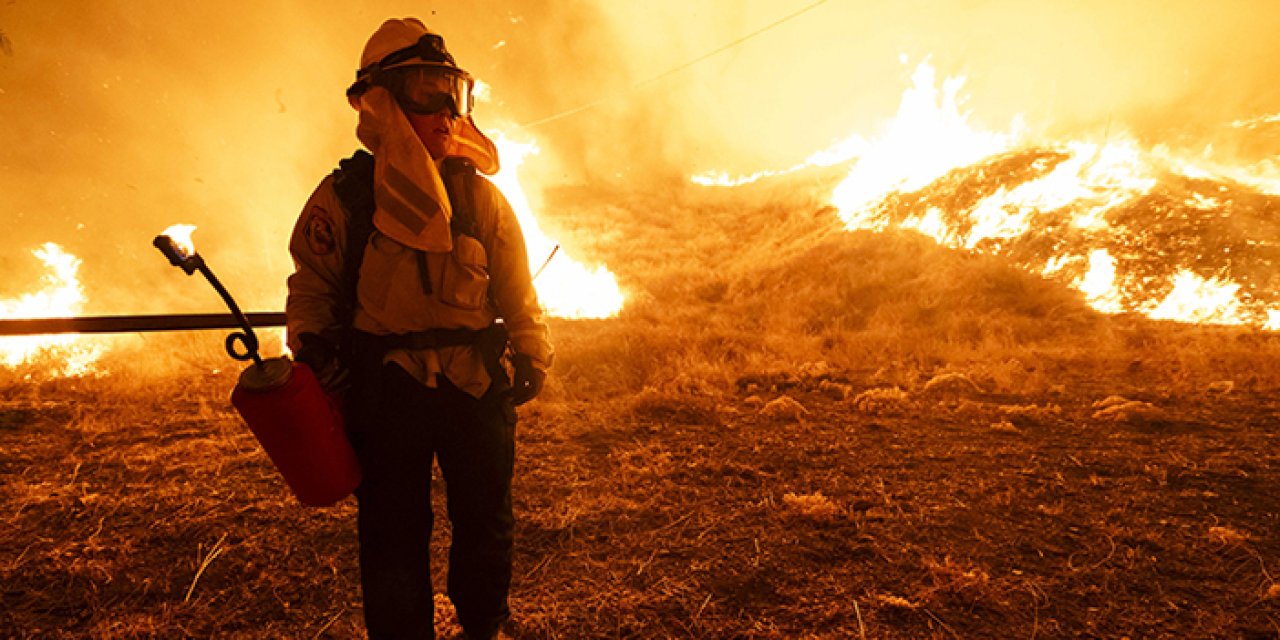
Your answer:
[153,234,263,366]
[195,262,263,366]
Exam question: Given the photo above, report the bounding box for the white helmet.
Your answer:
[346,18,475,118]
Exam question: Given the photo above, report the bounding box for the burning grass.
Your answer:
[4,179,1280,637]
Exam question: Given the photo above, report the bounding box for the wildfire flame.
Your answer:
[699,59,1280,331]
[1072,249,1124,315]
[491,132,625,319]
[0,243,103,375]
[832,61,1022,229]
[1146,271,1245,326]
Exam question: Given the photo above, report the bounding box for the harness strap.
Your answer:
[442,156,478,239]
[331,150,377,334]
[441,158,511,390]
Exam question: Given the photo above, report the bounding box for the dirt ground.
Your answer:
[3,175,1280,637]
[1,347,1277,639]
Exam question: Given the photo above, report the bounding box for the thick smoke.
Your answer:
[1,2,354,312]
[574,0,1280,174]
[0,0,652,314]
[1,0,1277,315]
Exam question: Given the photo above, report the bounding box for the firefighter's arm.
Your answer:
[479,180,554,373]
[285,177,351,355]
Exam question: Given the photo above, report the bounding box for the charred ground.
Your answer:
[2,175,1279,638]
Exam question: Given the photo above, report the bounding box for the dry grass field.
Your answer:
[3,176,1279,638]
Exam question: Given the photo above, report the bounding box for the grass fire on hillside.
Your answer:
[3,2,1279,638]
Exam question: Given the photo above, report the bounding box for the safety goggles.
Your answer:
[347,33,475,117]
[377,66,474,118]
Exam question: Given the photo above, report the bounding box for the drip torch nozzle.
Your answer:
[153,233,264,367]
[153,234,204,275]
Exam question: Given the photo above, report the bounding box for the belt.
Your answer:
[352,327,483,351]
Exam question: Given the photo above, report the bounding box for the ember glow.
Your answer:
[700,60,1280,331]
[491,133,625,319]
[0,244,103,375]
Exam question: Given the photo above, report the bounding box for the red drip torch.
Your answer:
[154,232,360,507]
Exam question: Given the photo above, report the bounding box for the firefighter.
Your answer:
[284,17,553,640]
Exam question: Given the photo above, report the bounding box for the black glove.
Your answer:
[510,353,545,406]
[293,333,346,392]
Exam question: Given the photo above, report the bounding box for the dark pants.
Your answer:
[351,363,515,640]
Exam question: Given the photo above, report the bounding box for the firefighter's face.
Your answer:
[400,71,460,159]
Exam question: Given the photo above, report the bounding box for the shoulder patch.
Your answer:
[303,206,336,255]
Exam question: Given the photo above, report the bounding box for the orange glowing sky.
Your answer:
[2,1,1278,315]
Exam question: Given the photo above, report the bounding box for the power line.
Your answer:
[518,0,831,129]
